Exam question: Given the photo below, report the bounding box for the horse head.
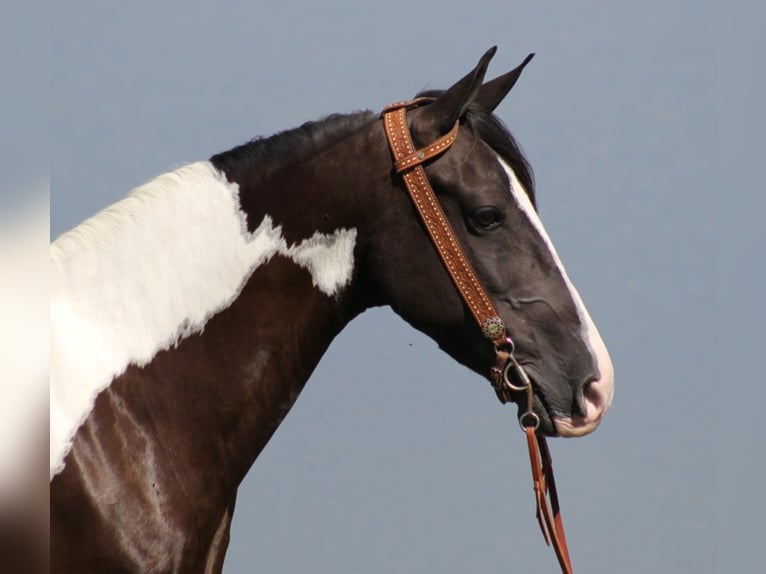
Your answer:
[363,49,614,437]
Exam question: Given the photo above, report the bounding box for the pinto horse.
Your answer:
[50,48,614,572]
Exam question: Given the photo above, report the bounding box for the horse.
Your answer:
[50,48,614,573]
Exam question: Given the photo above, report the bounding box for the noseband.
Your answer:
[382,99,574,574]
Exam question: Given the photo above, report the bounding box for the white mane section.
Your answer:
[50,161,356,478]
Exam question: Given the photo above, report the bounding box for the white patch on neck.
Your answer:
[497,157,614,409]
[286,228,356,295]
[50,161,356,478]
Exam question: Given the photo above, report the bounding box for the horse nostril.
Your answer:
[584,378,605,407]
[573,377,599,418]
[556,373,614,437]
[574,375,611,422]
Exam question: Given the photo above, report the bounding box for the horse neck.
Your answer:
[51,119,386,487]
[161,252,360,482]
[193,122,389,477]
[48,121,393,570]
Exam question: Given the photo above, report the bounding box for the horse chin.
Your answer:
[551,415,603,438]
[526,383,604,438]
[513,394,604,438]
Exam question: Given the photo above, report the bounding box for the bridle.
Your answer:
[382,99,574,574]
[383,98,573,574]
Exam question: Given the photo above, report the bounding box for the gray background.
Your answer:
[44,2,764,572]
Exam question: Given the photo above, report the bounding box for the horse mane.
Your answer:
[51,163,219,265]
[466,107,536,207]
[210,101,534,207]
[210,110,377,183]
[416,90,536,207]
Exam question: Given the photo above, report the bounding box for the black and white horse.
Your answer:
[50,49,613,572]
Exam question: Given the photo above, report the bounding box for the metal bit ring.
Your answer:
[502,356,532,392]
[519,411,540,431]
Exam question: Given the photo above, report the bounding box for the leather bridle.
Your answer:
[382,99,574,574]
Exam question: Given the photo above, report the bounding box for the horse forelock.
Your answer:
[465,108,536,207]
[414,89,536,207]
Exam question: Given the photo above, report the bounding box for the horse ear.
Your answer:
[473,53,535,113]
[416,47,497,135]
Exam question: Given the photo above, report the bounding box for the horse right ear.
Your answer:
[473,53,535,113]
[414,47,497,137]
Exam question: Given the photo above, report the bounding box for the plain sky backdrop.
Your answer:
[37,1,765,572]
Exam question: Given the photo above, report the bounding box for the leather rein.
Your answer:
[382,99,574,574]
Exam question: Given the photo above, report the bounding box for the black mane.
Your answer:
[211,99,534,206]
[210,110,377,183]
[467,107,536,206]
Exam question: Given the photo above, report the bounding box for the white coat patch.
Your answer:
[50,161,356,477]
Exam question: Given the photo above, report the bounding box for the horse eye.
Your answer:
[470,206,503,230]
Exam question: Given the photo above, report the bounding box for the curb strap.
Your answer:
[382,100,574,574]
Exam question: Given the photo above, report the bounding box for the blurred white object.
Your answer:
[0,181,49,503]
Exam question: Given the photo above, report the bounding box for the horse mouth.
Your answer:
[524,390,558,436]
[505,368,606,438]
[524,386,605,438]
[503,367,558,436]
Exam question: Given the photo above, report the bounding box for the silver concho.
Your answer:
[481,316,505,341]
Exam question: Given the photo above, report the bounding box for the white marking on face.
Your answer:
[50,161,356,477]
[497,158,614,429]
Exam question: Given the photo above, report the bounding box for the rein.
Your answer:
[382,99,574,574]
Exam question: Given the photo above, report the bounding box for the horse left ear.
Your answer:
[416,47,497,136]
[473,53,535,113]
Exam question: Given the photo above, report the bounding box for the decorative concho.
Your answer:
[481,316,506,341]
